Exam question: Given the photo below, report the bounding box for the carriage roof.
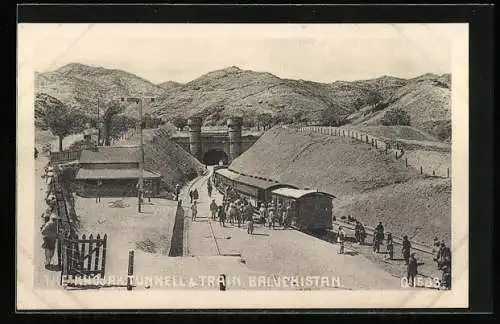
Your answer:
[271,188,336,200]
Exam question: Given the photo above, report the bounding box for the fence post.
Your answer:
[420,166,423,174]
[127,250,134,290]
[433,170,435,176]
[447,168,450,178]
[405,157,408,167]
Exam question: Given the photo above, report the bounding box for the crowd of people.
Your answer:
[189,173,452,290]
[40,162,61,269]
[188,177,299,236]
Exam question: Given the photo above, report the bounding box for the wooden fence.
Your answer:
[50,149,82,164]
[294,126,450,179]
[60,233,108,285]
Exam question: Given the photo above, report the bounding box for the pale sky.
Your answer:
[18,24,459,84]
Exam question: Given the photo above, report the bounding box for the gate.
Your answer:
[60,233,108,286]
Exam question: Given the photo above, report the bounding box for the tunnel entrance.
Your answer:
[203,149,229,166]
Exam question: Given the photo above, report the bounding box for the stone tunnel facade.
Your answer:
[171,117,260,165]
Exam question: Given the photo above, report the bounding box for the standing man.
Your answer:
[246,203,254,235]
[96,178,102,203]
[440,248,452,289]
[189,190,194,204]
[259,202,268,224]
[438,241,451,268]
[175,184,181,201]
[432,237,441,268]
[268,203,276,229]
[217,205,226,227]
[41,214,59,269]
[210,199,218,220]
[207,180,213,198]
[191,200,198,221]
[386,233,394,260]
[402,235,412,265]
[375,222,384,248]
[407,253,419,287]
[337,226,346,254]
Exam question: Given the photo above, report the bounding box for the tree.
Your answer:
[380,108,411,126]
[257,113,274,130]
[319,108,339,126]
[108,115,138,141]
[36,93,88,151]
[102,102,126,146]
[172,116,188,130]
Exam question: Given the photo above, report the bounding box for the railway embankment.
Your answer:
[229,127,451,246]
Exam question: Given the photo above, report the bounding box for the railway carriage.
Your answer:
[214,168,297,208]
[270,188,335,231]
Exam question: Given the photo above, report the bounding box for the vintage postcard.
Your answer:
[17,23,468,309]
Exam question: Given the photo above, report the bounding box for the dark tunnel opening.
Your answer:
[202,149,229,166]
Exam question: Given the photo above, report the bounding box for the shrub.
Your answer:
[172,116,188,130]
[381,108,411,126]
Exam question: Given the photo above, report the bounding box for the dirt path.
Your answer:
[33,156,61,288]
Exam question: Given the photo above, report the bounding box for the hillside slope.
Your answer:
[230,127,421,196]
[348,74,451,141]
[229,127,450,244]
[143,127,205,193]
[151,66,382,126]
[36,63,451,142]
[35,63,165,118]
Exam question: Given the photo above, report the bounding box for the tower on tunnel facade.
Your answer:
[227,117,242,163]
[188,117,202,161]
[185,116,244,164]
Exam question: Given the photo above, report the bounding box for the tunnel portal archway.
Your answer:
[202,149,229,166]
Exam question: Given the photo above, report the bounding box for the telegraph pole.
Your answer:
[122,96,154,213]
[138,97,144,213]
[97,97,101,146]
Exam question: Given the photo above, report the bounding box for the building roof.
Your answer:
[271,188,336,200]
[75,168,161,180]
[79,146,141,164]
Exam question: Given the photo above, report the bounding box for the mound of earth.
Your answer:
[230,127,420,196]
[143,127,206,193]
[334,177,451,245]
[229,127,450,245]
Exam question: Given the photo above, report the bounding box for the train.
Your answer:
[213,167,335,231]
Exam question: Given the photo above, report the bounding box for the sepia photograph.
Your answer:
[17,22,469,309]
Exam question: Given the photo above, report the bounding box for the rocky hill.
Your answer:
[35,63,451,141]
[157,81,183,90]
[35,63,165,119]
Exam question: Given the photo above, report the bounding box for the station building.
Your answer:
[74,146,161,197]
